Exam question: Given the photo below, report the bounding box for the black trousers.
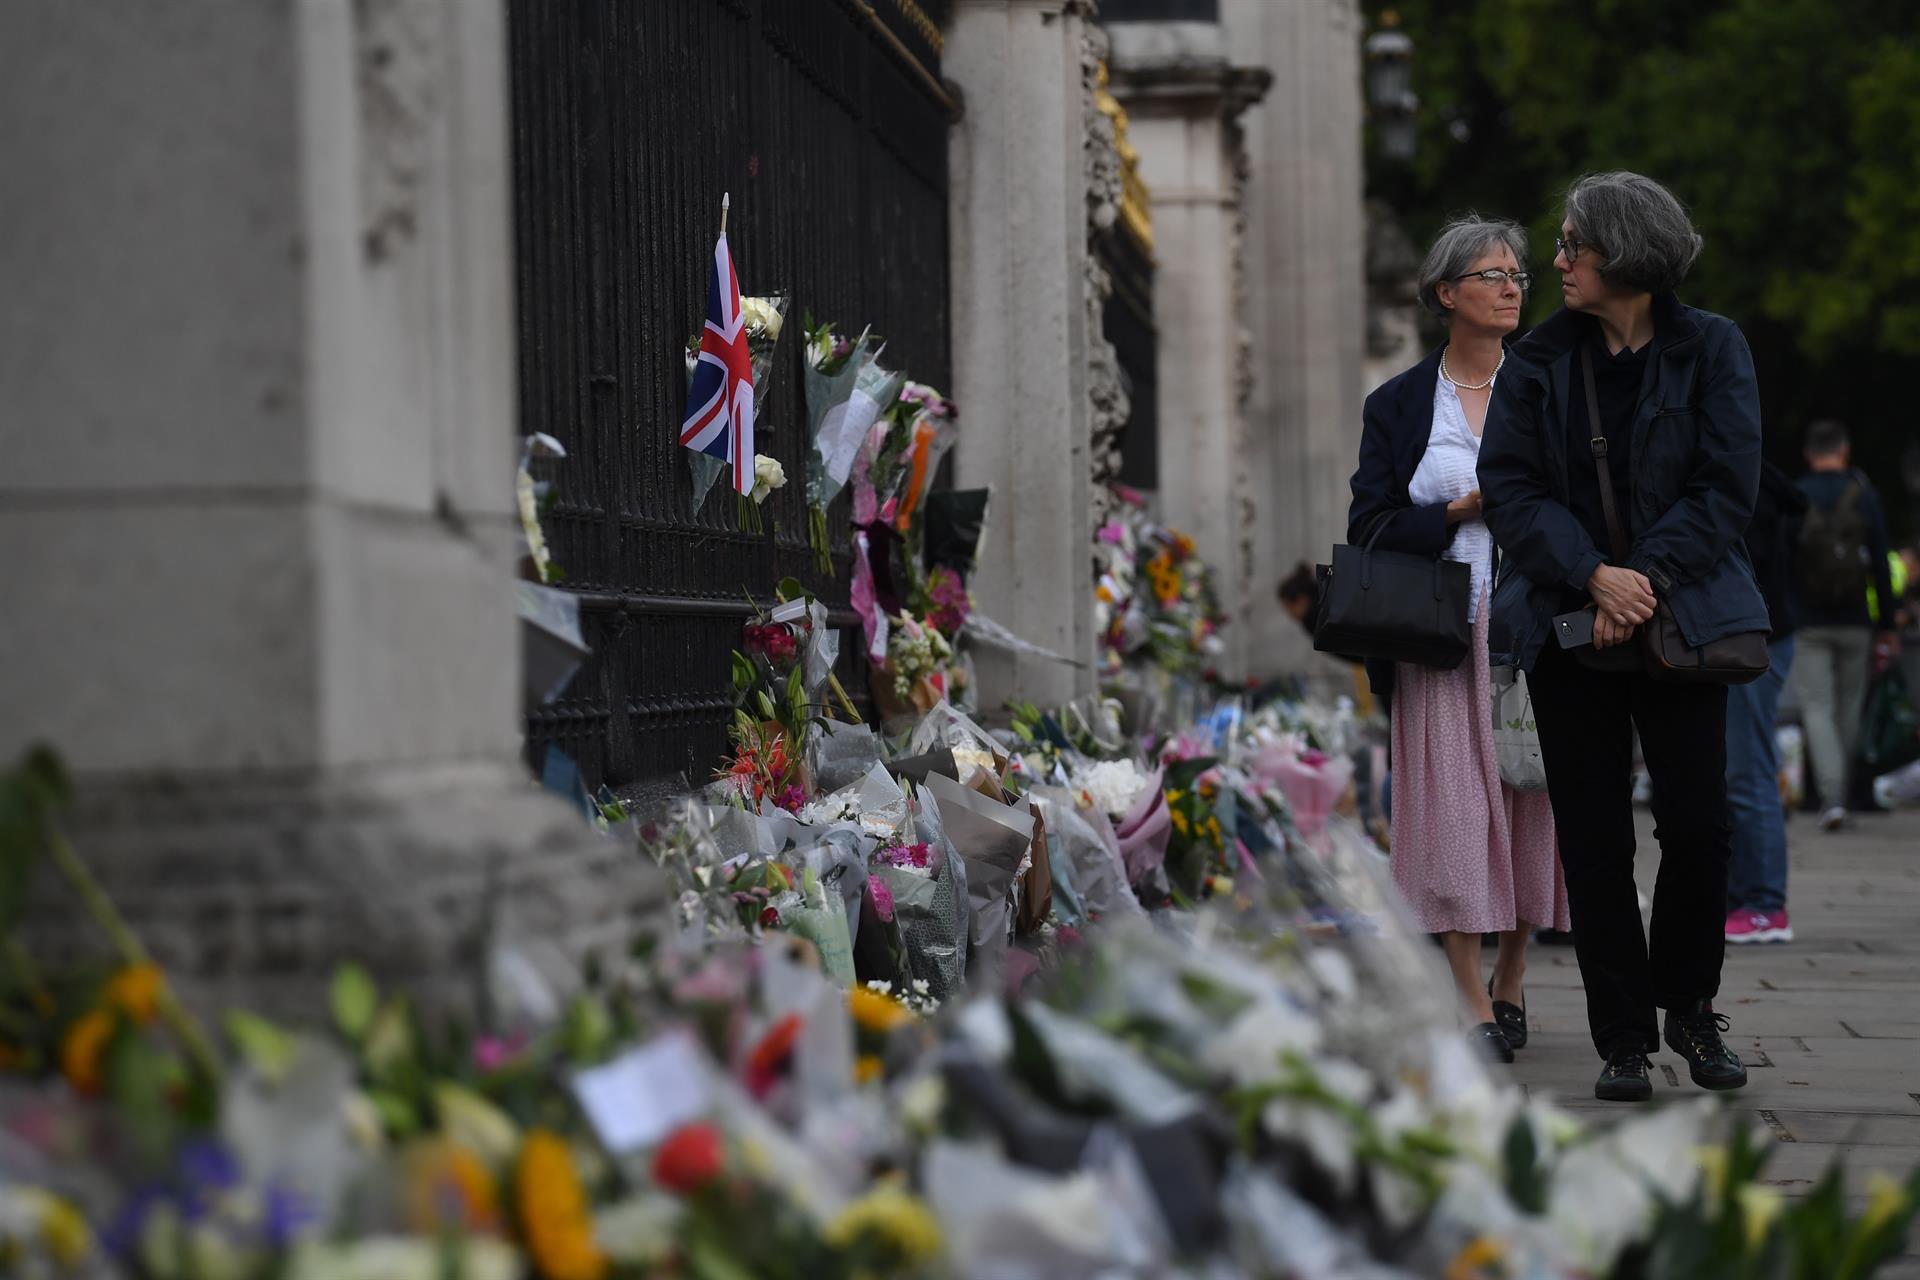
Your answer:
[1527,641,1731,1056]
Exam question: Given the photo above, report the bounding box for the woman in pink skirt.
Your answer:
[1347,217,1571,1063]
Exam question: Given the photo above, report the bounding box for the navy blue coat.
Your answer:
[1477,295,1770,672]
[1346,346,1459,702]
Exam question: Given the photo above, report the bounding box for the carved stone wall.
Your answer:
[1082,24,1129,531]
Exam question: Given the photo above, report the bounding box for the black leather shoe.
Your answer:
[1595,1044,1653,1102]
[1664,1000,1748,1090]
[1473,1022,1515,1064]
[1487,980,1528,1050]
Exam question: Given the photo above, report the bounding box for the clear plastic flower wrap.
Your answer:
[810,718,884,794]
[1026,785,1146,922]
[773,867,856,988]
[867,786,967,1002]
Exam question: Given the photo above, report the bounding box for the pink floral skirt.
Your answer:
[1390,591,1571,935]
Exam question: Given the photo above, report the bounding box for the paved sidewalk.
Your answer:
[1503,805,1920,1271]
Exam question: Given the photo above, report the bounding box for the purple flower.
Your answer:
[474,1033,527,1074]
[262,1184,317,1248]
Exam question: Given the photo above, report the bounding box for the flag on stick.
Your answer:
[679,194,754,495]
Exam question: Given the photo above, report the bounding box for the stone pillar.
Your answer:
[1109,22,1270,682]
[0,0,650,1014]
[1220,0,1367,687]
[946,0,1099,708]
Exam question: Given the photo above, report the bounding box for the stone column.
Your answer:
[946,0,1099,708]
[1221,0,1366,687]
[1108,21,1269,682]
[0,0,649,1014]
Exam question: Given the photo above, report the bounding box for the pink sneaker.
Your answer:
[1726,909,1792,945]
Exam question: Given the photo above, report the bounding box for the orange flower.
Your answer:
[516,1130,606,1280]
[745,1013,805,1096]
[405,1139,500,1233]
[103,965,165,1024]
[854,1054,884,1085]
[60,1010,114,1096]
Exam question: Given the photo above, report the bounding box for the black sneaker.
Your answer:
[1664,1000,1748,1090]
[1472,1022,1515,1065]
[1595,1044,1653,1102]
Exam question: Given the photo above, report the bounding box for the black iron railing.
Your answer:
[510,0,952,789]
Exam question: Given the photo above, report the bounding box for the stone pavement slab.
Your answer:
[1496,805,1920,1271]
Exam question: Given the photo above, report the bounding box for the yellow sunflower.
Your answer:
[516,1130,606,1280]
[848,986,916,1034]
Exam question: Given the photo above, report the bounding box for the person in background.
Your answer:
[1479,172,1763,1102]
[1724,460,1807,944]
[1792,419,1898,831]
[1349,215,1569,1066]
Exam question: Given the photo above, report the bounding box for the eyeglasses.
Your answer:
[1452,269,1532,290]
[1555,235,1598,264]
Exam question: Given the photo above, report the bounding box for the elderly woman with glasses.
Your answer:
[1348,216,1570,1066]
[1479,172,1768,1102]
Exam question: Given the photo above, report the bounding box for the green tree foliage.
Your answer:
[1366,0,1920,534]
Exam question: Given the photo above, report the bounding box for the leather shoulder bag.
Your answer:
[1581,344,1769,685]
[1313,508,1472,670]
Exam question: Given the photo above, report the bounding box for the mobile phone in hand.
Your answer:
[1553,609,1597,649]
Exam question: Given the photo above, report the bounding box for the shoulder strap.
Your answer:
[1582,344,1632,563]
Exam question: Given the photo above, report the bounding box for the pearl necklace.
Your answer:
[1441,348,1504,391]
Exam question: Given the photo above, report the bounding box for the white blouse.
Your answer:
[1407,367,1494,621]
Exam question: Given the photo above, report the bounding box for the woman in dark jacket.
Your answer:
[1479,172,1767,1102]
[1349,216,1569,1066]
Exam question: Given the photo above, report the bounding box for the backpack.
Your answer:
[1795,476,1871,609]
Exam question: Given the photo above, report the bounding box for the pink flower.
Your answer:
[868,877,896,922]
[774,785,806,813]
[473,1033,528,1073]
[1097,521,1128,545]
[879,497,899,525]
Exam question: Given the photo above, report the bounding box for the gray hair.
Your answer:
[1417,216,1530,318]
[1565,171,1703,295]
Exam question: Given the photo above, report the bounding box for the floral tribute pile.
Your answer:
[1094,487,1229,685]
[7,650,1920,1280]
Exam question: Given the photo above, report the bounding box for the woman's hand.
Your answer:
[1588,564,1657,627]
[1594,612,1638,650]
[1445,490,1483,524]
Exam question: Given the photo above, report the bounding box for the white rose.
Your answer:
[750,453,786,502]
[741,296,784,342]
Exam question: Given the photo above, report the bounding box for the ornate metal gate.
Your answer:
[510,0,953,790]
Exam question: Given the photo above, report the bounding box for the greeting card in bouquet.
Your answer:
[571,1029,714,1154]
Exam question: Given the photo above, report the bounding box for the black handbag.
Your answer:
[1313,509,1472,669]
[1580,345,1769,685]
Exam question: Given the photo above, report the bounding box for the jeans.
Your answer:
[1528,642,1731,1056]
[1726,636,1794,913]
[1794,625,1871,809]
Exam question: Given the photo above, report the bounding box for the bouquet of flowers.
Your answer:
[1093,492,1228,683]
[872,611,952,725]
[802,317,905,573]
[684,291,790,515]
[852,383,956,533]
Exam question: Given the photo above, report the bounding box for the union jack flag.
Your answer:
[678,231,754,494]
